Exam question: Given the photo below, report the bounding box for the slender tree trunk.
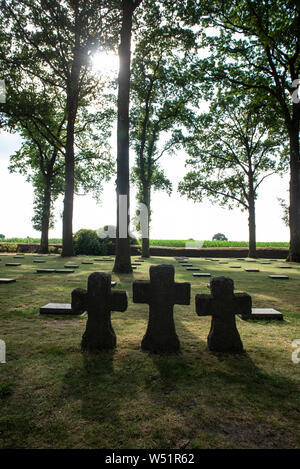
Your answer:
[248,199,257,258]
[247,174,257,258]
[113,0,137,273]
[62,105,76,257]
[288,118,300,262]
[40,178,52,254]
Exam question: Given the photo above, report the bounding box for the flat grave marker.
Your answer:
[186,267,200,271]
[229,266,241,268]
[40,303,74,315]
[269,275,289,279]
[33,260,46,263]
[0,278,16,284]
[82,262,94,265]
[5,263,21,267]
[36,269,55,273]
[193,273,211,277]
[240,308,283,321]
[64,265,79,269]
[279,265,292,269]
[245,269,260,272]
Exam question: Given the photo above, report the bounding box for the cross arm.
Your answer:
[133,280,151,304]
[174,282,191,305]
[110,290,128,312]
[195,294,214,317]
[71,288,88,314]
[234,293,252,316]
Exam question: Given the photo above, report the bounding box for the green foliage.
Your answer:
[148,240,289,248]
[213,233,228,241]
[1,237,61,244]
[0,243,18,252]
[179,94,285,211]
[73,229,107,256]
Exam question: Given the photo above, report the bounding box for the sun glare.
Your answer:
[92,51,119,76]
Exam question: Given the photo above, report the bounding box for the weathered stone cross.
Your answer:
[133,264,190,353]
[196,276,251,353]
[72,272,127,352]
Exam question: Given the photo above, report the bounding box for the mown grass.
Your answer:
[0,254,299,449]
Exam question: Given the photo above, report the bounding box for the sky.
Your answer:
[0,128,290,242]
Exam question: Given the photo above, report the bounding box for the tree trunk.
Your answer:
[248,199,257,258]
[288,119,300,262]
[62,107,76,257]
[40,178,51,254]
[247,174,257,258]
[113,0,136,273]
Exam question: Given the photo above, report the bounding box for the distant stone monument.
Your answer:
[133,265,190,353]
[75,272,127,352]
[196,276,251,353]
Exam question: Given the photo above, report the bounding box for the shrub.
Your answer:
[213,233,228,241]
[73,229,107,255]
[0,243,18,253]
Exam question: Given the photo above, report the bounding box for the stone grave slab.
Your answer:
[5,263,21,267]
[82,261,94,264]
[181,263,193,267]
[240,308,283,320]
[245,260,257,263]
[111,281,116,287]
[0,278,16,284]
[245,269,260,272]
[33,260,46,263]
[64,265,79,269]
[55,269,75,274]
[14,256,24,259]
[36,269,55,273]
[279,265,292,269]
[229,266,241,268]
[40,303,75,315]
[260,262,271,264]
[219,261,228,264]
[193,273,211,277]
[269,275,289,279]
[186,267,200,271]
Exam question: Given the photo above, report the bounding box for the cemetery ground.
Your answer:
[0,254,299,449]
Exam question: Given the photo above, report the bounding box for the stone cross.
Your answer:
[72,272,127,352]
[133,264,190,353]
[195,276,251,353]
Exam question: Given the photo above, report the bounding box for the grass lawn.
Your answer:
[0,254,299,449]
